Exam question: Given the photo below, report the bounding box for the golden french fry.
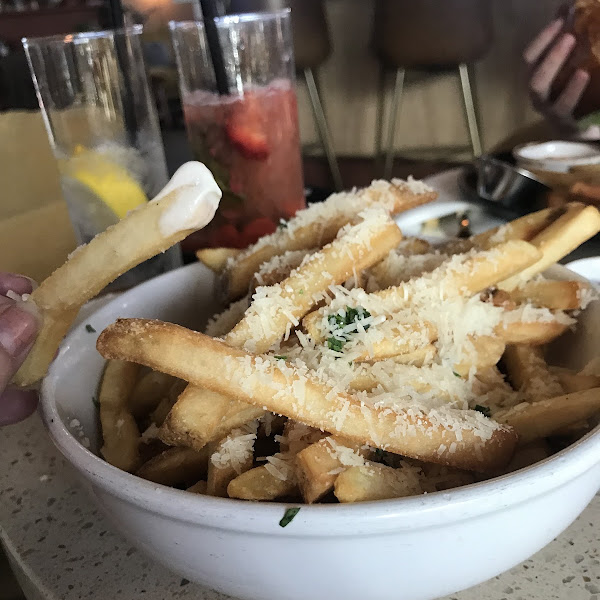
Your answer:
[196,247,240,272]
[553,369,600,393]
[206,423,257,497]
[223,179,437,300]
[453,335,506,377]
[499,203,600,289]
[472,206,566,248]
[494,388,600,443]
[204,297,250,338]
[508,279,592,310]
[334,463,423,503]
[97,319,518,472]
[295,437,370,504]
[496,319,570,346]
[14,162,221,387]
[227,463,298,500]
[186,480,208,494]
[136,446,210,486]
[417,463,475,492]
[99,359,141,472]
[226,209,403,353]
[160,385,263,452]
[149,380,186,427]
[303,240,543,342]
[251,249,314,290]
[128,370,176,419]
[503,345,563,402]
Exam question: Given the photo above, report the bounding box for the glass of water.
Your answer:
[23,26,181,289]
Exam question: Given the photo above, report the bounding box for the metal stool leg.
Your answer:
[458,63,482,157]
[374,66,387,168]
[304,67,343,191]
[383,67,405,180]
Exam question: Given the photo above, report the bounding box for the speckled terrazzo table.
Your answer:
[0,414,598,600]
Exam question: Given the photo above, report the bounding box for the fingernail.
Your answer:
[0,306,38,357]
[0,388,38,426]
[0,273,35,296]
[561,33,576,47]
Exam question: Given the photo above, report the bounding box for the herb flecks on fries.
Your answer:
[93,176,600,503]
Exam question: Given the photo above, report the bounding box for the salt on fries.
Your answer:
[29,166,593,506]
[12,162,222,387]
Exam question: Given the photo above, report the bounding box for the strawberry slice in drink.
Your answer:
[225,93,270,160]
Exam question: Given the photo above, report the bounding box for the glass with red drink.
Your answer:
[170,12,305,250]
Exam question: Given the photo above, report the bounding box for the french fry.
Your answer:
[206,423,258,497]
[128,370,176,419]
[496,319,570,346]
[503,345,563,402]
[149,380,186,427]
[303,240,543,343]
[417,463,475,492]
[97,319,518,471]
[453,335,506,377]
[499,203,600,290]
[196,247,240,272]
[296,437,370,504]
[13,162,221,387]
[186,480,208,494]
[508,279,592,310]
[553,369,600,393]
[333,463,423,503]
[223,179,437,300]
[225,209,403,353]
[251,249,314,290]
[204,297,250,338]
[160,386,264,452]
[227,463,298,500]
[472,206,566,249]
[494,388,600,443]
[136,446,210,486]
[99,359,141,472]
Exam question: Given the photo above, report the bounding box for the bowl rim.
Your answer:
[513,140,600,167]
[40,262,600,536]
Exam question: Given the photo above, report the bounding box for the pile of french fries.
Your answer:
[17,164,600,505]
[91,179,600,505]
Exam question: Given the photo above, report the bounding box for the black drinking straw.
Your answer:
[107,0,138,144]
[199,0,229,95]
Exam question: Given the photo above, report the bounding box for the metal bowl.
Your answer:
[459,155,551,218]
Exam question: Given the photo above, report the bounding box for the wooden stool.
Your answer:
[373,0,493,177]
[228,0,343,190]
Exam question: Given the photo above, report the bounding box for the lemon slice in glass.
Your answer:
[59,146,149,242]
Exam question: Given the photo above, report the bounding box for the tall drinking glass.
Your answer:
[170,11,305,249]
[23,26,181,289]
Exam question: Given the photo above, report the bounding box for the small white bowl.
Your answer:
[565,257,600,285]
[40,263,600,600]
[514,141,600,173]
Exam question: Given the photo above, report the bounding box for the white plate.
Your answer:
[513,141,600,173]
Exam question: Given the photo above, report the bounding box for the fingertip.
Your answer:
[0,388,38,426]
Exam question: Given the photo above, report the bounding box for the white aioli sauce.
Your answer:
[153,162,222,237]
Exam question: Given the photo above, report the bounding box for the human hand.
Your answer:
[524,17,591,135]
[0,273,39,426]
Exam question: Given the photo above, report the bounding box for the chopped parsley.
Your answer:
[298,289,304,294]
[474,404,491,418]
[279,507,300,527]
[327,337,345,352]
[278,219,288,229]
[85,324,96,333]
[453,371,461,378]
[326,306,372,352]
[374,448,385,460]
[274,355,288,360]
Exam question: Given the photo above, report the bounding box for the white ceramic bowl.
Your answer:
[513,141,600,173]
[565,257,600,286]
[40,263,600,600]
